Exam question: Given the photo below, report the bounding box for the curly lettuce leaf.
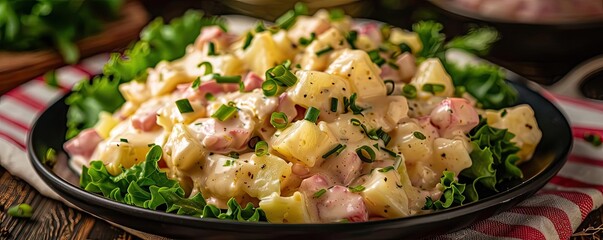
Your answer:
[412,21,515,109]
[423,171,466,210]
[66,10,225,139]
[80,145,266,221]
[460,118,522,202]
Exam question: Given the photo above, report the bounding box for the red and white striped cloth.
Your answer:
[0,54,602,240]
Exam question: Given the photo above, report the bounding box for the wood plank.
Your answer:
[0,167,138,240]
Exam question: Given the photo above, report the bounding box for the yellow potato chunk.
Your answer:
[272,120,337,167]
[410,58,454,99]
[259,192,312,223]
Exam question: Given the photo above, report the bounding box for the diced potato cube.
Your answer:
[410,58,454,99]
[287,70,351,113]
[326,49,386,100]
[259,192,312,223]
[202,154,244,199]
[164,124,207,173]
[147,61,192,96]
[238,154,293,199]
[391,122,433,164]
[243,32,287,76]
[360,169,411,218]
[389,28,422,55]
[272,120,337,167]
[94,111,120,139]
[484,105,542,162]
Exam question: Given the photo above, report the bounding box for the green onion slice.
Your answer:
[175,99,194,113]
[322,144,347,159]
[329,9,345,21]
[345,31,358,49]
[192,77,201,90]
[348,185,365,193]
[384,80,395,95]
[367,50,385,66]
[255,140,269,157]
[380,24,392,41]
[402,84,417,99]
[208,42,217,56]
[313,189,327,198]
[120,138,128,143]
[350,118,361,126]
[378,166,395,173]
[398,43,412,53]
[198,61,213,75]
[304,107,320,123]
[330,97,338,112]
[422,83,446,94]
[268,65,297,86]
[283,59,292,70]
[211,104,238,121]
[262,79,280,96]
[248,136,261,149]
[376,128,391,146]
[356,145,376,163]
[380,147,397,157]
[215,75,242,84]
[349,93,364,115]
[316,45,334,57]
[8,203,33,218]
[299,32,316,46]
[270,112,289,129]
[205,93,215,101]
[243,32,253,50]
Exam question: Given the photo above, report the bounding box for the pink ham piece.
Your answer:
[242,72,263,92]
[299,175,369,223]
[192,117,253,154]
[352,22,382,44]
[319,149,363,186]
[429,98,479,138]
[380,52,417,83]
[276,93,298,123]
[63,129,102,159]
[180,79,240,102]
[131,111,158,132]
[193,26,233,51]
[417,116,440,140]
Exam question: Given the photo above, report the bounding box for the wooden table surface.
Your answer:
[0,165,600,239]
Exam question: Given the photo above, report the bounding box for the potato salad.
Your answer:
[64,5,542,223]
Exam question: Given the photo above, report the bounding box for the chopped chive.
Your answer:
[299,32,316,46]
[7,203,33,218]
[378,166,395,173]
[276,10,297,29]
[337,219,350,223]
[329,9,345,21]
[367,50,385,66]
[120,138,128,143]
[367,128,380,140]
[243,32,253,50]
[208,42,217,56]
[283,59,292,70]
[413,131,426,140]
[239,81,246,92]
[380,24,392,41]
[584,133,602,147]
[387,61,400,70]
[228,152,240,159]
[175,99,194,113]
[262,79,280,96]
[398,43,412,53]
[345,30,358,49]
[43,148,57,167]
[254,21,266,33]
[270,112,289,129]
[330,97,338,112]
[384,80,395,95]
[316,45,334,57]
[376,128,391,146]
[211,104,238,121]
[313,189,327,198]
[223,159,235,167]
[380,147,397,157]
[322,144,347,159]
[197,61,213,75]
[356,145,376,163]
[304,107,320,123]
[191,77,201,90]
[402,84,417,99]
[247,136,261,149]
[501,109,508,117]
[348,185,365,193]
[215,75,242,84]
[267,65,297,86]
[255,140,269,157]
[454,85,466,97]
[294,2,309,15]
[295,63,302,69]
[349,93,364,115]
[422,83,446,94]
[205,93,215,101]
[343,96,350,113]
[147,143,156,147]
[350,118,361,126]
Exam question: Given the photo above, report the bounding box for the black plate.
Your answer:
[28,80,571,239]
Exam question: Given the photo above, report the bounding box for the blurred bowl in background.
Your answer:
[427,0,603,85]
[219,0,372,20]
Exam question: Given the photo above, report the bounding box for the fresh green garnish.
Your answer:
[378,166,395,173]
[322,144,347,159]
[207,42,217,56]
[330,97,338,112]
[316,45,334,57]
[267,65,297,87]
[304,107,320,123]
[223,159,235,167]
[261,79,280,97]
[204,93,215,101]
[402,84,417,99]
[348,185,365,193]
[81,146,266,221]
[214,74,242,84]
[120,138,128,143]
[7,203,33,218]
[343,93,364,115]
[313,189,327,198]
[275,2,308,30]
[211,104,238,121]
[43,148,57,167]
[328,9,345,21]
[367,50,385,66]
[422,83,446,94]
[356,145,376,163]
[299,32,316,46]
[254,141,269,157]
[584,133,602,147]
[198,61,213,75]
[423,171,466,210]
[270,112,289,129]
[175,99,194,113]
[345,30,358,49]
[242,32,253,50]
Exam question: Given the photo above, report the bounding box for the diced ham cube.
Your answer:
[317,186,369,222]
[352,22,382,44]
[191,115,254,154]
[193,26,233,51]
[277,93,299,123]
[243,72,264,92]
[131,111,158,132]
[63,129,102,159]
[319,149,363,185]
[430,98,479,138]
[395,53,416,83]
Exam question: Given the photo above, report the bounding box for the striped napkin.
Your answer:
[1,54,602,240]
